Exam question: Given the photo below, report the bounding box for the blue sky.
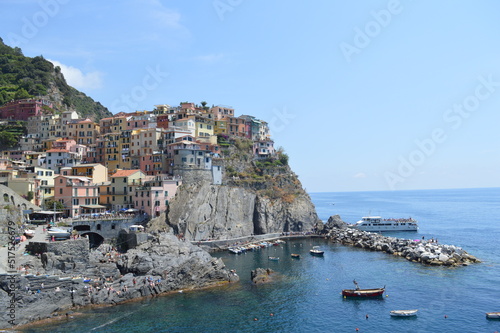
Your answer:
[1,0,500,192]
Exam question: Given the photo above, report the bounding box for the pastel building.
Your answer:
[108,169,146,211]
[0,99,52,121]
[133,175,181,217]
[54,175,100,218]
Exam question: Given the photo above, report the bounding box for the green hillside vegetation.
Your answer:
[223,138,301,203]
[0,121,26,148]
[0,37,112,121]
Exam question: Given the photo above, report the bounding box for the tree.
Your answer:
[25,191,34,202]
[14,88,31,100]
[0,131,18,147]
[44,200,65,212]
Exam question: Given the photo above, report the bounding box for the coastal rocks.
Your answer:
[324,215,480,267]
[0,234,238,329]
[116,233,237,288]
[251,268,275,284]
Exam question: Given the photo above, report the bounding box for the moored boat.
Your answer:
[310,246,324,256]
[486,312,500,319]
[24,229,35,238]
[342,280,385,298]
[268,256,279,261]
[47,227,71,238]
[291,253,301,259]
[348,216,418,232]
[390,309,418,317]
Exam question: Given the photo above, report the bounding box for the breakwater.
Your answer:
[322,215,480,266]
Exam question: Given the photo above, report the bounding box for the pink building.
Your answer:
[54,175,101,218]
[0,99,52,121]
[133,175,181,217]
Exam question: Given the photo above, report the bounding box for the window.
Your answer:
[59,189,63,194]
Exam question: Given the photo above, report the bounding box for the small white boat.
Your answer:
[349,216,418,232]
[24,229,35,238]
[268,256,280,261]
[310,246,324,256]
[390,309,418,317]
[47,227,70,238]
[486,312,500,319]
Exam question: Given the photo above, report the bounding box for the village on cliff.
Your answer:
[0,99,275,220]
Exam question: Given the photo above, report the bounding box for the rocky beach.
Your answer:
[0,234,239,329]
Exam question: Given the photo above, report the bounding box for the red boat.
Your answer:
[342,280,385,298]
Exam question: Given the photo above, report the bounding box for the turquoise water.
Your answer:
[23,188,500,332]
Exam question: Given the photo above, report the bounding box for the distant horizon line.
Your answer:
[308,185,500,194]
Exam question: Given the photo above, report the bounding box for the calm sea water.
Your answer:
[23,188,500,333]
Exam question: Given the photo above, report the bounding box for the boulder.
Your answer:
[251,268,275,284]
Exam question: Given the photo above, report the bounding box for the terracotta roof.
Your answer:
[111,169,142,178]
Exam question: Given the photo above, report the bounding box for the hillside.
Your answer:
[0,37,112,121]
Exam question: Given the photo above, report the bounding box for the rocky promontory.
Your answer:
[158,139,321,241]
[323,215,480,267]
[0,234,238,329]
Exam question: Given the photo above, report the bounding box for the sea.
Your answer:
[22,188,500,333]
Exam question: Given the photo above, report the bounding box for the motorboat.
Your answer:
[310,246,324,256]
[268,256,280,261]
[47,227,70,238]
[390,309,418,317]
[486,312,500,319]
[342,280,385,298]
[348,216,418,232]
[291,253,301,259]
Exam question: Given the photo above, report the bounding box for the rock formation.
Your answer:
[160,140,321,241]
[166,181,319,241]
[250,268,275,284]
[0,235,238,329]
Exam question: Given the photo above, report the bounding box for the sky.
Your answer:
[1,0,500,192]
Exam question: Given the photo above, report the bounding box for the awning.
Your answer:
[32,210,64,215]
[80,205,107,209]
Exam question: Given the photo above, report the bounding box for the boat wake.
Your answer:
[90,306,146,331]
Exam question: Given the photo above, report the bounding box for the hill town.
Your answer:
[0,99,276,219]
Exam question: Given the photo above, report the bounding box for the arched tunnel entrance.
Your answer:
[81,232,105,249]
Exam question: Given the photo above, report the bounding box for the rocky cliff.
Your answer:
[166,182,319,241]
[162,139,321,241]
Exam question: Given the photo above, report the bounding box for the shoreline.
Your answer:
[12,280,232,331]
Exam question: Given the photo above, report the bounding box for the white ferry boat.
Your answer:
[348,216,418,231]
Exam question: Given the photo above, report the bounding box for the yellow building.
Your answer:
[108,169,146,211]
[71,163,109,184]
